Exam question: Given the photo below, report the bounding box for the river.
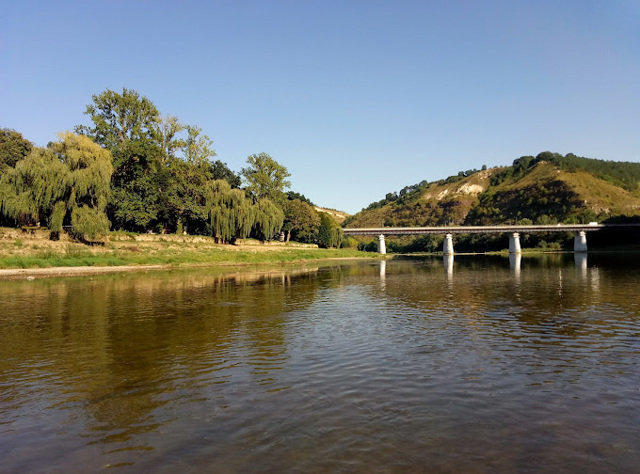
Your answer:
[1,254,639,473]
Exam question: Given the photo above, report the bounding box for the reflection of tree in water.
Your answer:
[0,267,323,447]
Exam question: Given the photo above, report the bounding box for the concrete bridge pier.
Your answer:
[443,233,454,255]
[509,232,522,254]
[574,231,588,253]
[378,234,386,255]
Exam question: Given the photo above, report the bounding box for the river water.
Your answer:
[1,254,639,473]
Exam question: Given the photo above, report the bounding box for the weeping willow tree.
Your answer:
[206,180,284,243]
[207,179,255,243]
[53,132,113,239]
[0,147,67,227]
[0,132,112,240]
[253,198,284,241]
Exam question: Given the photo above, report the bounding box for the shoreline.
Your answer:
[0,227,379,279]
[0,256,381,280]
[0,264,172,279]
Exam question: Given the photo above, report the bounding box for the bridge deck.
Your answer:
[342,224,639,236]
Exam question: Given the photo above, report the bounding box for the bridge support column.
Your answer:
[509,232,521,254]
[378,234,386,255]
[443,233,454,255]
[574,231,588,253]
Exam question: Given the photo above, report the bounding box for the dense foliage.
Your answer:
[0,132,113,239]
[491,151,640,191]
[1,88,344,247]
[317,212,343,249]
[1,129,33,168]
[241,153,291,206]
[283,199,321,243]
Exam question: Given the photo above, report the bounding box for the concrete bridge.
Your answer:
[343,223,639,255]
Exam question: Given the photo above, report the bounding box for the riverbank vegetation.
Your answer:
[5,88,640,259]
[0,227,374,270]
[1,88,345,250]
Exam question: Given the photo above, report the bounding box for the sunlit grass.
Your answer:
[0,226,378,270]
[0,246,376,269]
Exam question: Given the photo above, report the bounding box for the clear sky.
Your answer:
[2,0,639,214]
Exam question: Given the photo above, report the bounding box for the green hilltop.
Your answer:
[344,151,640,228]
[343,152,640,252]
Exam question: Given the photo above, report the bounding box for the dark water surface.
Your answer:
[1,254,639,473]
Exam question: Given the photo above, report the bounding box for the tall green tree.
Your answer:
[241,153,291,206]
[158,115,185,164]
[0,128,33,225]
[211,160,241,188]
[75,87,161,148]
[159,125,224,234]
[0,128,33,169]
[317,212,343,248]
[161,156,212,234]
[284,199,320,243]
[182,126,215,163]
[76,88,163,231]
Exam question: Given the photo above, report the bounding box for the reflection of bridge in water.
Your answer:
[344,224,640,254]
[379,253,595,288]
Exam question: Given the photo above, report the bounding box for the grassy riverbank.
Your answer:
[0,227,377,270]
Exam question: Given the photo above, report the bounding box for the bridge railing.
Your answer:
[342,224,623,236]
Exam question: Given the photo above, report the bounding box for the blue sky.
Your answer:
[2,0,639,214]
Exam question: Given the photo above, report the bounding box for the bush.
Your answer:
[341,236,358,249]
[358,240,378,252]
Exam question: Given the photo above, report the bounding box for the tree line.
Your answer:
[490,151,640,190]
[0,88,343,247]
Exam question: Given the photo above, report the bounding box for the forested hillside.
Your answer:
[344,152,640,252]
[345,152,640,229]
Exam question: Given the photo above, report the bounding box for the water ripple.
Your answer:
[1,259,640,472]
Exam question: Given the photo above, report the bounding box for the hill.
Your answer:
[344,152,640,230]
[314,206,350,224]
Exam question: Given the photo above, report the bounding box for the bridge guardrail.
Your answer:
[342,223,640,236]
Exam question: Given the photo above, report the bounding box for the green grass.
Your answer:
[0,247,377,269]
